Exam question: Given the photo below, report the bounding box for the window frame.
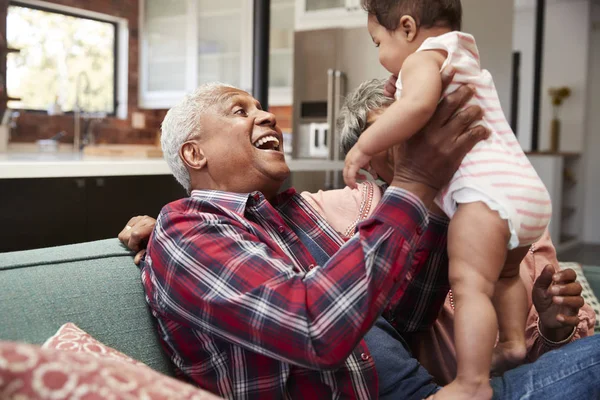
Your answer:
[7,0,128,118]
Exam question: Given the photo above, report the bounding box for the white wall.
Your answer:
[512,6,536,151]
[582,3,600,243]
[513,0,592,152]
[539,0,591,152]
[462,0,514,116]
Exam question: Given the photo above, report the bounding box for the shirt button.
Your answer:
[416,226,423,235]
[253,193,260,201]
[308,264,316,270]
[278,226,285,233]
[361,353,371,361]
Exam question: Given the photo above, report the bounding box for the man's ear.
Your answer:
[180,140,207,171]
[399,15,418,42]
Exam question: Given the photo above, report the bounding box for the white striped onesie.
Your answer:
[396,31,551,249]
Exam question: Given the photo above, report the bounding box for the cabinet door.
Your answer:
[269,0,295,105]
[305,0,345,12]
[0,178,87,252]
[85,176,186,243]
[196,0,252,91]
[295,0,365,31]
[140,0,195,109]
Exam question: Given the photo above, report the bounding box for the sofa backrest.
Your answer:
[0,239,175,377]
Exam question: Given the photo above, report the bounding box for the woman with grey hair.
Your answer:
[335,78,595,386]
[339,78,394,157]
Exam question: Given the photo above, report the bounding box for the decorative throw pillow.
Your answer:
[0,341,222,399]
[559,262,600,334]
[42,323,145,366]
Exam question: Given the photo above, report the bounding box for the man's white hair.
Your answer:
[161,82,235,192]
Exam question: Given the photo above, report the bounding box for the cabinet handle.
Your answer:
[74,178,86,189]
[96,178,105,187]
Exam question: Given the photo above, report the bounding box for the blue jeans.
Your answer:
[364,317,600,400]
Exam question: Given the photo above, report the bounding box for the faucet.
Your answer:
[74,71,90,151]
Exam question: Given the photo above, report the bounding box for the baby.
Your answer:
[344,1,552,399]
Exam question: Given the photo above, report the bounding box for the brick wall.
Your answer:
[3,0,292,145]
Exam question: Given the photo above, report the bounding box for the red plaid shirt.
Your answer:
[141,186,449,399]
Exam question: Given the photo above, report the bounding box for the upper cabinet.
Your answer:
[140,0,293,109]
[140,0,194,109]
[270,0,295,105]
[295,0,366,31]
[196,0,253,91]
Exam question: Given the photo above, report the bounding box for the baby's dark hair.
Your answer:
[362,0,462,32]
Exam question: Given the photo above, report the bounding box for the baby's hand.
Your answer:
[343,146,372,189]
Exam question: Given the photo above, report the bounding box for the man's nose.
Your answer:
[255,110,277,127]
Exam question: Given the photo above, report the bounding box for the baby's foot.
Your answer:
[491,340,527,376]
[430,380,493,400]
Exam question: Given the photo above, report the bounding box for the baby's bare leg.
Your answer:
[491,246,528,374]
[444,202,509,398]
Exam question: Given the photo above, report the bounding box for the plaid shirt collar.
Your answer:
[190,188,297,216]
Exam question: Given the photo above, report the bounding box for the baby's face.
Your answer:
[367,15,413,74]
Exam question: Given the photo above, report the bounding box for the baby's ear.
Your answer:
[400,15,418,42]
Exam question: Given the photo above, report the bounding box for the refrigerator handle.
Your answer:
[325,69,335,189]
[333,70,346,188]
[333,70,345,162]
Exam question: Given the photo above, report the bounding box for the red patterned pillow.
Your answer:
[0,341,222,399]
[42,323,145,367]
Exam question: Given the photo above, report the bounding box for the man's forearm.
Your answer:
[384,212,450,332]
[390,179,438,210]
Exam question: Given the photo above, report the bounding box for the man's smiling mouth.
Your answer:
[252,135,281,151]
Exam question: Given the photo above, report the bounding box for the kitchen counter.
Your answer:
[0,147,345,179]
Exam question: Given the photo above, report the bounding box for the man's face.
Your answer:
[194,87,290,195]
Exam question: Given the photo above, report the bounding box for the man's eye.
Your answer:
[374,43,380,48]
[234,109,247,116]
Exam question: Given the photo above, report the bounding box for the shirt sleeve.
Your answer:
[523,231,596,361]
[385,212,451,332]
[145,187,429,370]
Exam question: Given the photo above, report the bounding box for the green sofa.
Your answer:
[0,239,175,377]
[2,238,599,381]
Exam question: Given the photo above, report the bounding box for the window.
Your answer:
[7,2,118,115]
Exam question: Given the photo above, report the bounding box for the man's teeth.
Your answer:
[253,136,280,149]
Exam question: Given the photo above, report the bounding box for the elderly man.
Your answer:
[123,72,600,399]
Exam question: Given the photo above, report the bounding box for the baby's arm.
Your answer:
[356,50,446,156]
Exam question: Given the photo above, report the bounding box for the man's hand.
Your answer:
[383,75,398,98]
[533,265,584,342]
[390,66,489,206]
[118,215,157,265]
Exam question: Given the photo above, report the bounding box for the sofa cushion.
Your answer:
[0,341,221,399]
[560,263,600,334]
[43,323,146,367]
[0,239,175,376]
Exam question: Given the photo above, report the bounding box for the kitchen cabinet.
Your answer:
[139,0,294,109]
[0,176,186,252]
[294,0,366,31]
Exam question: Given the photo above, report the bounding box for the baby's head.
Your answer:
[363,0,462,73]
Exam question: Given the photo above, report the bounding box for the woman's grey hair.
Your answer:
[161,82,235,192]
[338,78,394,155]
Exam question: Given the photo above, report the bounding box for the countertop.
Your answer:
[0,145,345,179]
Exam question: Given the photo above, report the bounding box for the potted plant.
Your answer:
[548,86,571,152]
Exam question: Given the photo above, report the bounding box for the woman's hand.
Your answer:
[533,265,584,342]
[118,215,157,265]
[390,66,489,206]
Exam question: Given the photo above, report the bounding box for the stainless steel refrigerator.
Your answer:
[291,27,388,191]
